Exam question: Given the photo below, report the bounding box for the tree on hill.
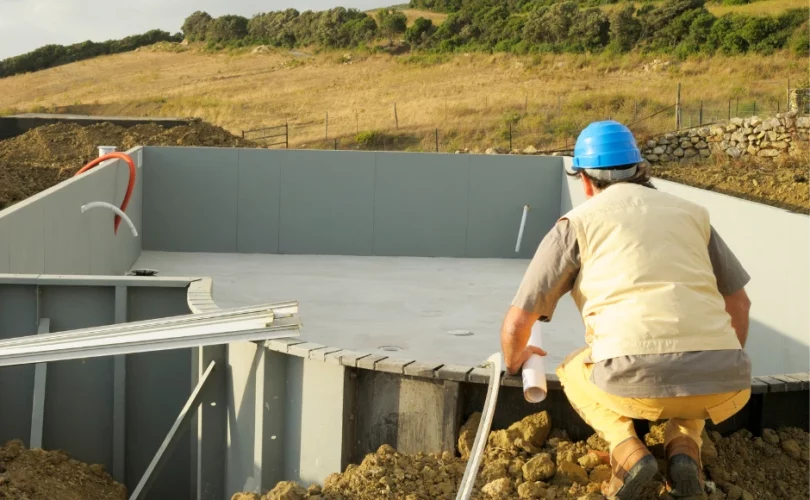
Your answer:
[608,5,642,53]
[207,15,250,43]
[377,9,408,43]
[182,11,213,42]
[405,17,436,46]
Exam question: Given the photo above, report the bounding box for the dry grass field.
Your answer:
[705,0,809,17]
[0,42,803,152]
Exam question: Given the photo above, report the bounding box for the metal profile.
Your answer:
[0,302,298,347]
[0,303,300,367]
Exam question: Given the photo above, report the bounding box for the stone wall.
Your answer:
[642,110,809,164]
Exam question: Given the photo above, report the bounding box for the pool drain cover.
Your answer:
[378,345,402,352]
[129,269,158,277]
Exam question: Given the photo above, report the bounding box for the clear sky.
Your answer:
[0,0,397,60]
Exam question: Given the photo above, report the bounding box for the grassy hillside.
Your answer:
[597,0,808,16]
[0,45,803,152]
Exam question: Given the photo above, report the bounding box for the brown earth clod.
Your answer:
[253,413,809,500]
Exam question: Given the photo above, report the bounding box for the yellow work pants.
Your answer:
[556,348,751,454]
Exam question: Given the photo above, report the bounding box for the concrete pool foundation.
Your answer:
[0,146,806,499]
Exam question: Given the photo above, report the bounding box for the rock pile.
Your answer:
[243,411,809,500]
[643,111,809,164]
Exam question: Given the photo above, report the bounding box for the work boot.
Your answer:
[601,437,659,499]
[666,436,706,498]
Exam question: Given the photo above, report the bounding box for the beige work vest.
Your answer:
[561,183,741,363]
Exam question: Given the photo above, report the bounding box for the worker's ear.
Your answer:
[581,174,595,198]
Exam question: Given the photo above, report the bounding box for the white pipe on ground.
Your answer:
[515,204,530,253]
[81,201,138,237]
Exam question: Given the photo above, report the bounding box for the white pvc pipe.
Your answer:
[515,204,529,253]
[98,146,117,157]
[81,201,138,237]
[522,323,547,403]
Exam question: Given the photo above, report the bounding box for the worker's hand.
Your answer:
[505,345,547,376]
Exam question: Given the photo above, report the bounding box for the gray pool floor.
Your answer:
[132,252,587,369]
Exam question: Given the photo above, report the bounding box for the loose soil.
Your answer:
[242,411,809,500]
[0,439,127,500]
[0,121,256,210]
[650,152,810,214]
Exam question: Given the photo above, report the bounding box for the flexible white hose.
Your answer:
[515,204,529,253]
[81,201,138,237]
[455,352,503,500]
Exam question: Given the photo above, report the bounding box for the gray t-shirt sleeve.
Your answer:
[511,219,579,321]
[708,226,750,295]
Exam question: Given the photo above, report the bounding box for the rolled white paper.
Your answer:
[522,323,547,403]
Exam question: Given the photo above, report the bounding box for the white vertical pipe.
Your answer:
[515,204,530,253]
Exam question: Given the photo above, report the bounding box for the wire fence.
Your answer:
[244,81,805,155]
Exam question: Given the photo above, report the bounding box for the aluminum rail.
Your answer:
[0,302,298,348]
[0,303,300,367]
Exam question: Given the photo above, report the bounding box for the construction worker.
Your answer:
[500,120,752,499]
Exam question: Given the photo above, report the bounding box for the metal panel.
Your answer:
[467,155,563,258]
[226,341,260,495]
[129,360,215,500]
[0,215,10,273]
[279,150,375,255]
[237,149,282,254]
[125,285,192,499]
[128,287,191,321]
[5,201,45,274]
[126,349,193,499]
[0,285,37,446]
[41,176,92,275]
[373,152,469,257]
[142,147,239,252]
[198,345,226,500]
[114,148,144,273]
[297,359,348,486]
[40,285,115,470]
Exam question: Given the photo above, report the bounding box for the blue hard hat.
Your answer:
[572,120,643,169]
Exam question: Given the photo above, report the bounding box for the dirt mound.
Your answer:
[650,148,810,214]
[247,412,809,500]
[0,439,127,500]
[0,121,256,209]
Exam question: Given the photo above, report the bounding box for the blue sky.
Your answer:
[0,0,397,60]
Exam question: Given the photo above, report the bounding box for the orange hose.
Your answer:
[74,152,136,235]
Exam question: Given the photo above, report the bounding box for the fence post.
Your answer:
[285,121,289,149]
[699,100,703,126]
[394,102,399,130]
[753,101,756,116]
[435,128,439,153]
[676,82,681,130]
[334,138,337,150]
[325,112,328,141]
[787,76,791,110]
[509,122,513,151]
[777,100,780,113]
[241,130,245,139]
